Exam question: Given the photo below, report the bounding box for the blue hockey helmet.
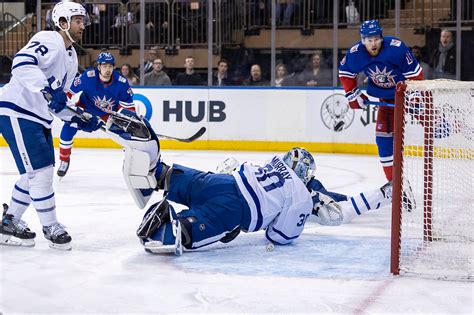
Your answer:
[282,147,316,185]
[96,52,115,66]
[360,20,383,39]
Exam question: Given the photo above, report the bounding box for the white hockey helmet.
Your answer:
[52,1,88,30]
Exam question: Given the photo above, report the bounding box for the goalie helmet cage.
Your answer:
[390,79,473,281]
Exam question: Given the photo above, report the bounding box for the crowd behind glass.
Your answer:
[39,0,473,85]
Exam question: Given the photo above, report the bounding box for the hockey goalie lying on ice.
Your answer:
[119,124,396,256]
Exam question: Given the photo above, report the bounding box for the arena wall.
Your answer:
[0,87,381,154]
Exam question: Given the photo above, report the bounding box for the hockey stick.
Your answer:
[364,100,395,107]
[157,126,206,143]
[64,105,206,142]
[333,100,395,131]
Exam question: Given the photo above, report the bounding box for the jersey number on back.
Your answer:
[255,164,285,192]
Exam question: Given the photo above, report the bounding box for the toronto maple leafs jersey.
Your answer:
[232,156,313,245]
[339,36,422,100]
[0,31,78,128]
[70,68,134,118]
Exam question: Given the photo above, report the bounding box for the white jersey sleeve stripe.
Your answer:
[13,53,38,64]
[12,53,39,70]
[265,226,298,245]
[119,101,135,108]
[269,226,299,240]
[339,70,357,78]
[237,164,263,231]
[403,64,422,77]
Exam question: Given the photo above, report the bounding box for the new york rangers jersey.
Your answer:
[70,68,134,118]
[232,156,313,245]
[0,31,78,128]
[339,36,423,100]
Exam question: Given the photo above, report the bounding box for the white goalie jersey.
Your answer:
[0,31,78,128]
[232,156,313,245]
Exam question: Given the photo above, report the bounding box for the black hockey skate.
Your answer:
[1,207,36,247]
[42,223,72,250]
[137,199,171,240]
[57,160,70,177]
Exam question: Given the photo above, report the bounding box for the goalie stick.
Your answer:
[64,105,206,143]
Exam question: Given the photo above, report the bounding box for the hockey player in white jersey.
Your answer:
[216,156,393,227]
[134,150,393,255]
[136,147,316,255]
[0,1,101,250]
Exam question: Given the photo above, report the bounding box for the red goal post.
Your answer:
[390,79,473,281]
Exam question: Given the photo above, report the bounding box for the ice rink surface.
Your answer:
[0,147,472,314]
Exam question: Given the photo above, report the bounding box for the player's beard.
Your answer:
[100,72,112,82]
[70,29,83,43]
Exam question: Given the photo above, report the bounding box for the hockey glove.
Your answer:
[70,115,103,133]
[345,88,368,110]
[47,88,68,113]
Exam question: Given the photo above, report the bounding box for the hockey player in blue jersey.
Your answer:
[0,1,102,250]
[339,20,423,182]
[57,51,136,177]
[133,149,392,255]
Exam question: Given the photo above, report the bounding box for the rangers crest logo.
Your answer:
[367,66,396,88]
[92,95,116,111]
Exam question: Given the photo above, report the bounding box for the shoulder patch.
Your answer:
[87,70,95,77]
[390,39,401,47]
[73,77,81,87]
[127,88,133,96]
[350,44,359,53]
[118,75,127,83]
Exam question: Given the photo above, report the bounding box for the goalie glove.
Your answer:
[311,191,343,226]
[345,88,368,110]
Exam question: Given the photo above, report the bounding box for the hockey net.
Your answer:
[391,79,473,281]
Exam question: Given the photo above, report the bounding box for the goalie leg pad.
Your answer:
[137,199,171,239]
[140,202,183,255]
[123,147,159,209]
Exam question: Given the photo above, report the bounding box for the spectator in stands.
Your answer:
[411,46,431,79]
[175,57,205,86]
[120,64,139,86]
[243,64,269,86]
[268,0,297,26]
[212,59,233,86]
[144,58,171,86]
[137,47,159,76]
[274,63,289,86]
[297,53,332,86]
[429,30,456,79]
[85,3,100,45]
[45,5,55,31]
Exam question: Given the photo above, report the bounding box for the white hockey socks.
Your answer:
[339,186,391,224]
[7,174,31,219]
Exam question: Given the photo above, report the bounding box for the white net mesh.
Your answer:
[398,79,473,281]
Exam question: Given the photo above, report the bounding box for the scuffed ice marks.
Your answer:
[165,231,390,280]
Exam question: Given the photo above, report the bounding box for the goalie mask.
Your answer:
[282,147,316,185]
